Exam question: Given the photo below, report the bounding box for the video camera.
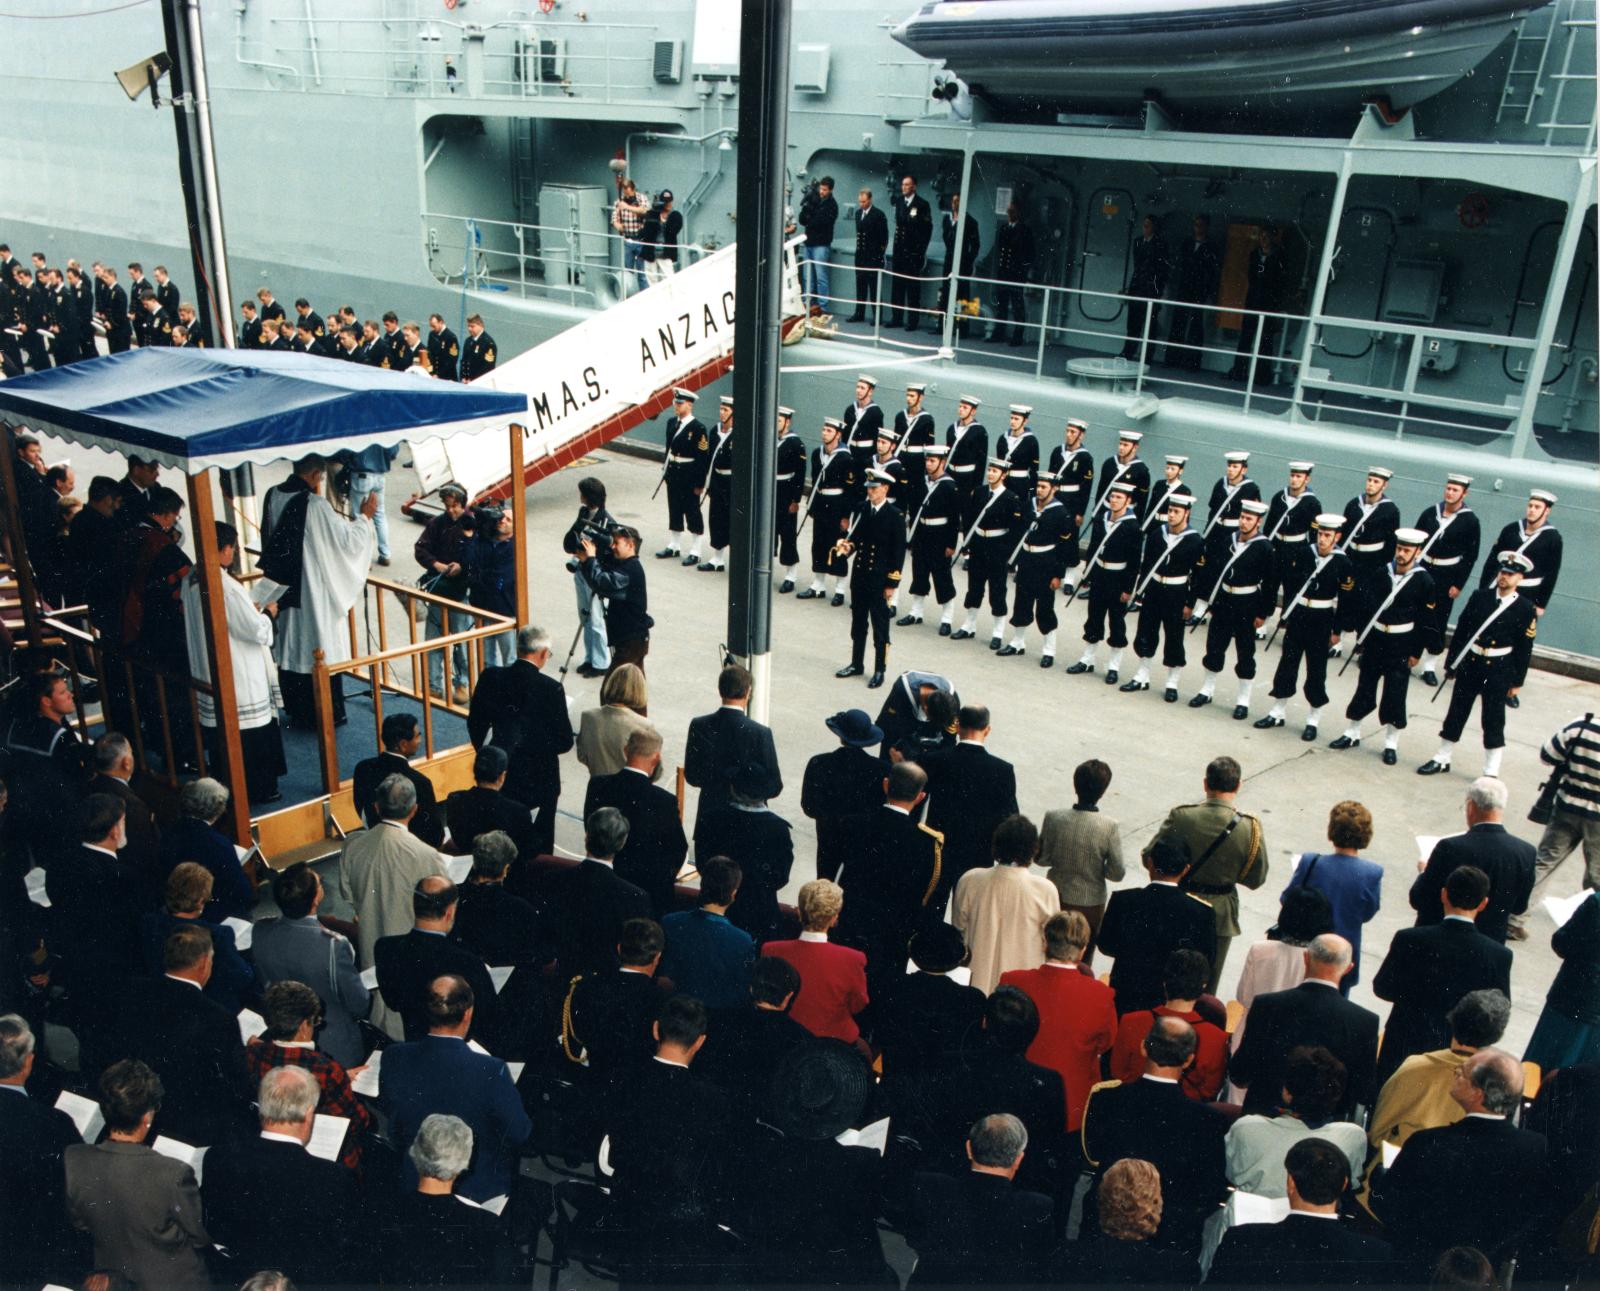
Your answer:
[463,503,504,535]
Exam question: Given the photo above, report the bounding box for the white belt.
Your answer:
[1095,560,1129,571]
[668,454,697,464]
[976,528,1008,538]
[1373,621,1414,634]
[1276,532,1308,543]
[902,445,925,453]
[920,517,950,526]
[1221,583,1261,595]
[1469,644,1513,657]
[1219,518,1240,528]
[776,473,797,481]
[818,487,843,496]
[1521,577,1543,588]
[1023,543,1056,553]
[1351,541,1384,553]
[714,468,732,476]
[950,464,976,473]
[1297,596,1337,609]
[1153,573,1190,586]
[1425,554,1461,567]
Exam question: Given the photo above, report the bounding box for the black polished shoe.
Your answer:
[655,547,679,559]
[778,580,795,594]
[1164,688,1179,703]
[1327,645,1343,659]
[867,671,885,689]
[1105,669,1120,685]
[846,313,865,323]
[997,644,1022,657]
[1417,759,1450,776]
[1120,679,1149,693]
[698,562,725,573]
[252,791,284,806]
[1254,715,1285,729]
[988,637,1003,651]
[1301,726,1318,742]
[896,614,922,627]
[1065,662,1093,675]
[938,622,952,637]
[1188,693,1212,708]
[950,628,975,641]
[796,588,821,600]
[830,593,845,607]
[1382,748,1398,766]
[1328,735,1359,750]
[681,553,700,567]
[1506,694,1521,709]
[1040,656,1054,669]
[835,663,864,679]
[1421,670,1439,688]
[1232,705,1250,720]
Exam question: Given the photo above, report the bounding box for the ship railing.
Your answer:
[238,13,664,105]
[420,210,713,309]
[818,264,1549,448]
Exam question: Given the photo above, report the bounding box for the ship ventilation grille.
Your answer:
[653,39,684,84]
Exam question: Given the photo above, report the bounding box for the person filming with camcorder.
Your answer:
[462,501,518,667]
[562,477,617,679]
[575,521,653,676]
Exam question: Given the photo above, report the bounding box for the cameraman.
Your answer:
[793,175,838,314]
[561,476,615,679]
[576,524,652,675]
[414,483,471,701]
[647,189,683,284]
[464,503,518,667]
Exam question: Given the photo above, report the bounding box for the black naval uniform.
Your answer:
[906,472,960,609]
[1198,534,1276,683]
[1141,474,1185,534]
[843,397,883,465]
[101,281,131,353]
[869,453,911,516]
[1194,474,1261,600]
[945,418,988,508]
[139,304,173,348]
[845,500,907,674]
[1081,507,1143,651]
[1416,502,1481,655]
[1343,563,1441,732]
[1133,521,1206,671]
[1341,492,1401,610]
[1009,495,1075,640]
[1439,587,1538,755]
[155,279,180,320]
[705,429,735,554]
[995,429,1039,500]
[1268,548,1357,712]
[1478,518,1561,691]
[808,445,860,580]
[896,405,937,515]
[1264,487,1321,608]
[775,430,808,570]
[460,329,497,381]
[239,313,262,350]
[427,325,461,381]
[663,410,711,540]
[888,187,934,327]
[961,484,1025,624]
[1095,453,1150,520]
[1048,442,1096,530]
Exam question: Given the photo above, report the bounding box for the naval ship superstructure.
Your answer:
[3,0,1597,652]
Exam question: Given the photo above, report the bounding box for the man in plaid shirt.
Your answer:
[246,981,374,1171]
[612,178,650,295]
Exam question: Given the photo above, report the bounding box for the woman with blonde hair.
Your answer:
[1067,1158,1196,1284]
[575,662,656,777]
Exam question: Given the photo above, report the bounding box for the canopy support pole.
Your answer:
[509,424,529,627]
[186,471,252,845]
[0,423,45,650]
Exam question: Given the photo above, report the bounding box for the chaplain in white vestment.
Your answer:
[182,519,288,803]
[259,453,377,728]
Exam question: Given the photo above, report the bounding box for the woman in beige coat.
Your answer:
[1039,759,1125,966]
[575,663,656,778]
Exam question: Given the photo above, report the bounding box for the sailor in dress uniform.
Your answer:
[657,389,710,564]
[774,406,808,593]
[1477,487,1562,707]
[898,444,961,634]
[1414,473,1482,686]
[1122,490,1204,701]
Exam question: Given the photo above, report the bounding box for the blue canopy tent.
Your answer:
[0,348,532,843]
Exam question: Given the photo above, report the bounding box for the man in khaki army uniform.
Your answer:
[1145,754,1267,992]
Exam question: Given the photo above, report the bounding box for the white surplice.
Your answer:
[266,491,373,673]
[181,568,282,728]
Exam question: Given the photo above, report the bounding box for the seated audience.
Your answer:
[581,727,688,917]
[138,861,255,1014]
[337,773,448,979]
[382,1114,515,1286]
[696,956,812,1126]
[451,829,547,968]
[1224,1045,1367,1197]
[87,730,160,874]
[1230,885,1335,1050]
[999,910,1118,1130]
[1110,948,1229,1101]
[1098,838,1217,1016]
[1062,1159,1197,1285]
[352,712,446,847]
[65,1059,211,1290]
[697,761,796,943]
[155,777,255,920]
[0,1014,82,1288]
[542,807,652,977]
[1410,778,1535,944]
[443,745,539,858]
[250,862,370,1069]
[1281,800,1383,991]
[761,879,869,1044]
[374,875,498,1043]
[660,856,757,1009]
[1208,1137,1394,1285]
[874,922,986,1077]
[561,917,668,1089]
[243,980,374,1170]
[1039,758,1125,965]
[201,1066,360,1286]
[951,813,1060,994]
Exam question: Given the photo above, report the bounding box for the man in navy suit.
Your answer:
[684,664,782,834]
[0,1015,83,1287]
[1372,865,1512,1087]
[378,974,531,1204]
[540,807,652,977]
[1097,840,1217,1015]
[352,712,445,849]
[1230,934,1379,1120]
[1208,1137,1394,1285]
[1411,778,1535,943]
[374,876,498,1044]
[918,705,1019,892]
[583,728,689,916]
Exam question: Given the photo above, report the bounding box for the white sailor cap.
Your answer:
[672,388,697,403]
[876,425,902,442]
[1165,454,1188,467]
[1313,512,1346,529]
[1008,404,1032,417]
[906,382,927,394]
[1367,466,1394,481]
[957,393,982,407]
[1118,429,1143,443]
[1530,488,1558,505]
[1241,499,1270,517]
[1446,473,1472,487]
[1107,480,1136,496]
[777,406,794,418]
[1497,550,1535,573]
[1394,527,1428,546]
[823,416,846,431]
[865,467,896,486]
[925,443,951,458]
[1288,461,1315,474]
[986,455,1009,470]
[1224,450,1250,464]
[1065,418,1089,432]
[1166,491,1197,509]
[719,394,734,406]
[856,373,878,388]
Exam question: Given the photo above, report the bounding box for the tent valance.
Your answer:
[0,348,530,473]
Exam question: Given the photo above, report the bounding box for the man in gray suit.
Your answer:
[251,863,372,1068]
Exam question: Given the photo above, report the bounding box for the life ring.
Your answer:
[1457,193,1489,230]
